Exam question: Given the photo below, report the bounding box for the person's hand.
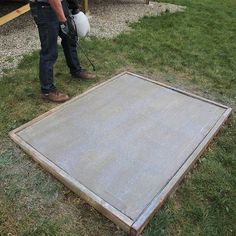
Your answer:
[60,16,76,39]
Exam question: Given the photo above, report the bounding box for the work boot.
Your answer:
[41,90,70,103]
[72,70,96,80]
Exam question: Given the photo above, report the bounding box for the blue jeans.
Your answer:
[30,1,81,93]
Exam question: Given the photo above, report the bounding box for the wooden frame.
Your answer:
[9,72,232,236]
[0,3,29,26]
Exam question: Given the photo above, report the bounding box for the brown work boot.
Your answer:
[41,90,70,103]
[72,70,96,80]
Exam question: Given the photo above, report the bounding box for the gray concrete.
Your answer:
[17,73,226,220]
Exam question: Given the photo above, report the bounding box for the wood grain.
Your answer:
[0,4,29,26]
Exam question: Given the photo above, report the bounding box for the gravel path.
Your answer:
[0,1,185,77]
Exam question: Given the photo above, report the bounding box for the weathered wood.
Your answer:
[9,71,232,235]
[0,3,29,26]
[81,0,89,13]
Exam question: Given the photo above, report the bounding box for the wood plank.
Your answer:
[81,0,89,13]
[0,4,30,26]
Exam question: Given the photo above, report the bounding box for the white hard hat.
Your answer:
[72,11,90,38]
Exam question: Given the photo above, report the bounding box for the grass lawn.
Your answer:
[0,0,235,235]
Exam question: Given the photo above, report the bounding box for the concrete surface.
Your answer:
[16,73,226,221]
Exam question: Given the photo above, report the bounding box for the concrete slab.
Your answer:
[10,72,232,235]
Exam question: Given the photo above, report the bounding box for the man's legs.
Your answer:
[60,1,81,75]
[37,8,58,93]
[59,30,96,80]
[59,1,95,80]
[59,31,82,75]
[30,3,69,102]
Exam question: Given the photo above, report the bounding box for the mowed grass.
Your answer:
[0,0,235,235]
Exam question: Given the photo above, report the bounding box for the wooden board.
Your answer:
[9,72,232,235]
[81,0,89,13]
[0,4,29,26]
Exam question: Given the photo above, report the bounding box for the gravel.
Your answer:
[0,1,185,77]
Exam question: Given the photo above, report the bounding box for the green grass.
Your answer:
[1,0,236,235]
